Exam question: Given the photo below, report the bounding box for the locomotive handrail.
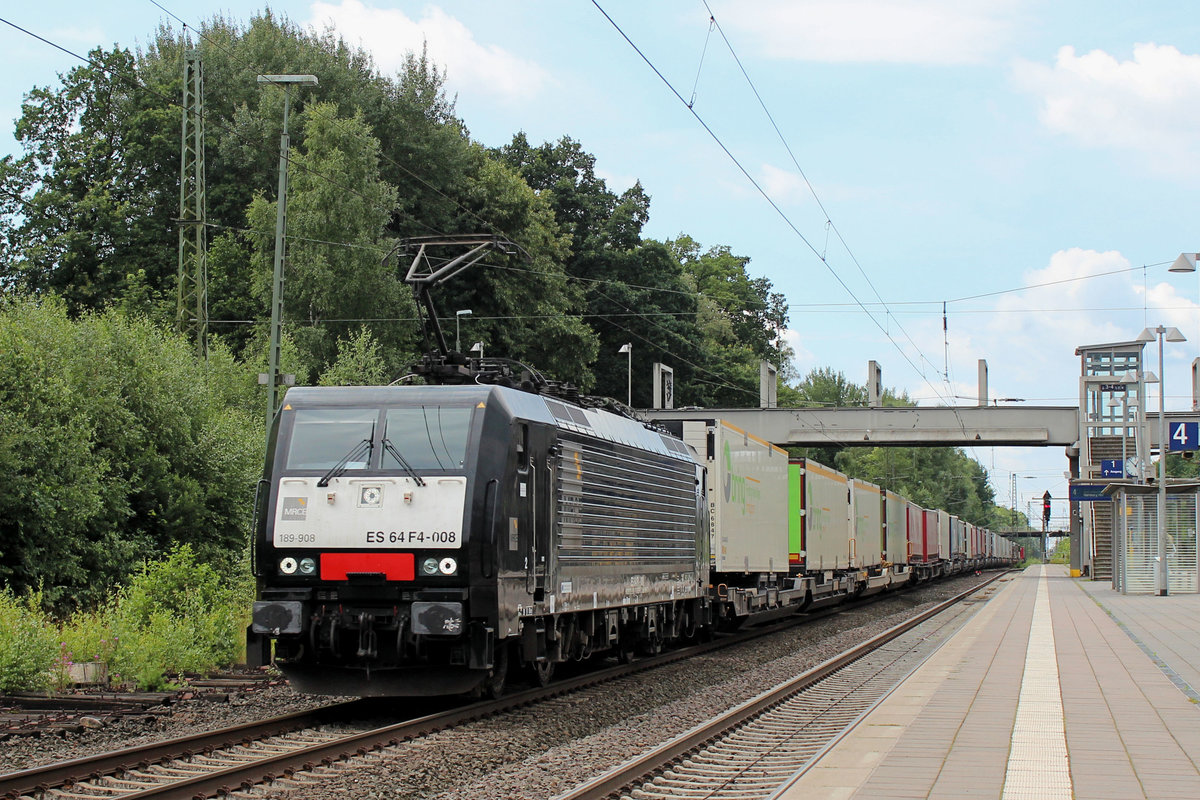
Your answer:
[250,477,269,576]
[482,478,499,579]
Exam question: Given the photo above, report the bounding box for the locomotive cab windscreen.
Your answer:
[269,404,473,565]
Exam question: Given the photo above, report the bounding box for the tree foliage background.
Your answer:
[0,11,1001,611]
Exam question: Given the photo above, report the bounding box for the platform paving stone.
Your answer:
[770,565,1200,800]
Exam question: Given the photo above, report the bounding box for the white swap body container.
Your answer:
[936,510,952,560]
[793,458,852,572]
[679,420,789,575]
[949,515,965,559]
[849,479,883,569]
[884,490,909,566]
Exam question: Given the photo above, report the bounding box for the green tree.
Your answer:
[245,101,414,382]
[497,135,712,404]
[0,298,260,610]
[319,326,389,386]
[0,47,177,315]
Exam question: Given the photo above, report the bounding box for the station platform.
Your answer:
[772,564,1200,800]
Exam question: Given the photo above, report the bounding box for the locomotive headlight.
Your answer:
[298,557,317,576]
[278,557,298,575]
[421,557,440,576]
[438,557,457,576]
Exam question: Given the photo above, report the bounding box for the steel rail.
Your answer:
[0,701,363,799]
[554,570,1011,800]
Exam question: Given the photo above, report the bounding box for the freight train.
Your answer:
[248,386,1018,697]
[248,234,1017,696]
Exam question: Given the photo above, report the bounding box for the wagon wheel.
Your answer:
[531,657,555,687]
[482,641,509,699]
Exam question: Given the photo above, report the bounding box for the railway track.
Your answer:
[556,571,1009,800]
[0,573,1003,800]
[0,673,279,741]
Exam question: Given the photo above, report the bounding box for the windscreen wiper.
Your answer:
[317,436,373,487]
[382,437,427,486]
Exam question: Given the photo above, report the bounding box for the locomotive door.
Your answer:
[506,423,554,600]
[508,424,534,594]
[526,426,555,599]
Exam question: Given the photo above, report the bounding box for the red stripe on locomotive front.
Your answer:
[321,552,415,581]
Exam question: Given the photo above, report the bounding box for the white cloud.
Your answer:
[782,326,815,372]
[719,0,1019,65]
[1014,43,1200,171]
[760,164,809,204]
[306,1,551,103]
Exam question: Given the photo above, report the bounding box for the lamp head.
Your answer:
[1170,253,1198,273]
[618,343,632,354]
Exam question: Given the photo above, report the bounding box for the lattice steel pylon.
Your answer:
[176,47,208,358]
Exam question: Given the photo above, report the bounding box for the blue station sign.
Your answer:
[1168,421,1200,452]
[1069,483,1112,502]
[1100,460,1126,478]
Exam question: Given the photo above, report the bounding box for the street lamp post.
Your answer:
[1138,325,1187,596]
[618,343,632,406]
[455,309,472,352]
[1170,252,1199,409]
[258,74,318,445]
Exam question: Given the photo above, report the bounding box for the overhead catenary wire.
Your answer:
[589,1,962,414]
[590,0,976,445]
[139,1,806,386]
[700,0,933,376]
[9,7,1181,441]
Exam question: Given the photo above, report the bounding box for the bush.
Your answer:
[0,298,262,612]
[109,544,252,689]
[57,605,119,688]
[0,588,58,692]
[1,547,255,693]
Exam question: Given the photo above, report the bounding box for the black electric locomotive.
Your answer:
[249,384,708,696]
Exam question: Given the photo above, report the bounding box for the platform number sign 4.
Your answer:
[1168,421,1200,452]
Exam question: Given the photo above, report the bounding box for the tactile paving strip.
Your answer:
[1001,565,1072,799]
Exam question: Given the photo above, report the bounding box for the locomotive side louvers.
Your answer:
[555,433,698,565]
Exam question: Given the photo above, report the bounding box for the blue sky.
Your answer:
[5,1,1200,515]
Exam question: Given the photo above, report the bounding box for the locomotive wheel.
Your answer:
[482,642,510,699]
[531,658,555,687]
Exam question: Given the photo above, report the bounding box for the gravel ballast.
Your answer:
[285,571,1011,799]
